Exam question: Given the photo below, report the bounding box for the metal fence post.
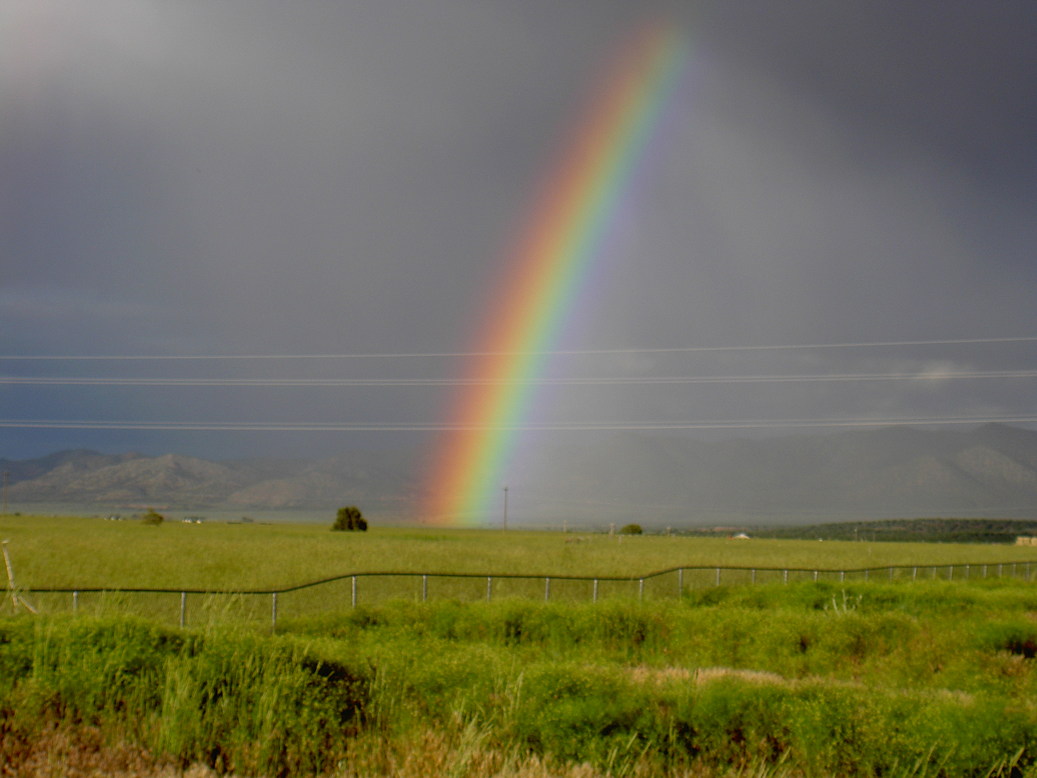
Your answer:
[33,556,1037,622]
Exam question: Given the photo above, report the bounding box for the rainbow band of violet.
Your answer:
[422,21,689,526]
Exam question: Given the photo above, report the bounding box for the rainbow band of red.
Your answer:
[422,21,689,526]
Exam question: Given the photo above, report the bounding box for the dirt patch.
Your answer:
[628,666,785,687]
[693,667,788,685]
[0,725,221,778]
[628,665,694,685]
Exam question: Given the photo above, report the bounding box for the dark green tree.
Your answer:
[141,508,164,526]
[619,523,643,535]
[332,505,368,532]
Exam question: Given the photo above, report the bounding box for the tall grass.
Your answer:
[0,616,368,776]
[6,580,1037,776]
[6,517,1037,775]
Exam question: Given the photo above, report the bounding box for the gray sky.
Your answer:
[2,0,1036,461]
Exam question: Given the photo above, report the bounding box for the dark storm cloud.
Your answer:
[1,1,605,352]
[701,1,1037,176]
[2,0,1036,459]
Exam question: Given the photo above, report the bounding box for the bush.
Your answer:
[332,505,368,532]
[141,509,164,526]
[618,523,642,535]
[512,663,657,763]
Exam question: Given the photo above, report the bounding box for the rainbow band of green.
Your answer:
[423,21,689,526]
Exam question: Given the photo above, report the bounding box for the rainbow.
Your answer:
[421,20,689,526]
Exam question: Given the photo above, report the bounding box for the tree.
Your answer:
[332,505,368,532]
[141,508,164,526]
[619,523,643,535]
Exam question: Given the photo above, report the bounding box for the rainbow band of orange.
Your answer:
[422,21,689,526]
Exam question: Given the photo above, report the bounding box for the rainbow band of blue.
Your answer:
[422,21,690,525]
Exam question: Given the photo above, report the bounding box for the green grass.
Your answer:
[4,514,1037,591]
[5,580,1037,776]
[7,516,1037,775]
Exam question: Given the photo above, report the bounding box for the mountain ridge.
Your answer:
[4,424,1036,525]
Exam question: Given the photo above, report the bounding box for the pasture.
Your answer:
[4,515,1037,776]
[4,514,1037,590]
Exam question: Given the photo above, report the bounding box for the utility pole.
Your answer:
[1,471,7,516]
[502,485,508,530]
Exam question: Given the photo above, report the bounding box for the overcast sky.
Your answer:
[2,0,1036,462]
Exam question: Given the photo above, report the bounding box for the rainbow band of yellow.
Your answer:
[422,21,689,526]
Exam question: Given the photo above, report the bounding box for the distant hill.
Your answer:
[744,518,1037,544]
[3,424,1037,525]
[512,423,1037,526]
[3,447,420,519]
[0,449,141,483]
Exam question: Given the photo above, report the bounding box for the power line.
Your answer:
[1,414,1035,431]
[2,336,1036,361]
[3,369,1036,387]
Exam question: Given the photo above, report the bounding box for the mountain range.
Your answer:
[3,424,1036,527]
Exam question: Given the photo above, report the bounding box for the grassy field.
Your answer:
[5,515,1037,776]
[4,514,1037,590]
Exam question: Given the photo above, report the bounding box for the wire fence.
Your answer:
[5,560,1036,629]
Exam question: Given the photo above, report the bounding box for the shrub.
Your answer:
[332,505,368,532]
[141,509,164,526]
[512,663,657,763]
[975,620,1037,658]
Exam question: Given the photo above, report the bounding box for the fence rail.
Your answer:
[5,561,1036,628]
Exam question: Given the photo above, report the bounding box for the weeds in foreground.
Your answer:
[5,580,1037,776]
